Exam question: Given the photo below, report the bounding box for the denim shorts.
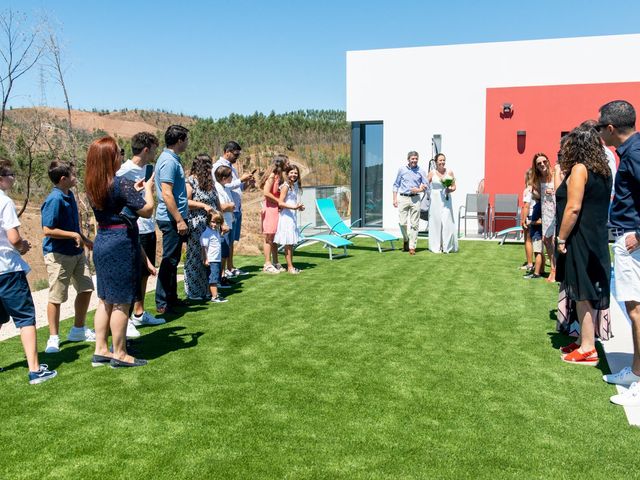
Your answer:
[221,234,230,258]
[208,262,222,286]
[0,271,36,328]
[231,211,242,242]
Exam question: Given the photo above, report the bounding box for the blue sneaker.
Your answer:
[28,364,57,385]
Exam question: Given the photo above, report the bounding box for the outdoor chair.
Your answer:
[490,194,519,237]
[495,226,523,245]
[278,224,353,260]
[316,198,399,252]
[457,193,489,238]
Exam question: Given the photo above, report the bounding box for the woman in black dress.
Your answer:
[556,126,612,366]
[85,137,155,368]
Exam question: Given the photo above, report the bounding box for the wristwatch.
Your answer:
[556,237,566,245]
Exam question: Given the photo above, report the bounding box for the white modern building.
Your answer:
[346,34,640,233]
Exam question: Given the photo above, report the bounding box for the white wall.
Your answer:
[346,34,640,232]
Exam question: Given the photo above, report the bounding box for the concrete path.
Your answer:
[0,274,182,342]
[602,281,640,426]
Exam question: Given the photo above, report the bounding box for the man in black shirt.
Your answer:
[598,100,640,405]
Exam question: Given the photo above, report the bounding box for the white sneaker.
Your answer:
[126,319,141,338]
[602,366,640,386]
[611,382,640,406]
[224,269,237,278]
[67,326,96,342]
[45,336,60,353]
[131,311,166,326]
[232,268,247,276]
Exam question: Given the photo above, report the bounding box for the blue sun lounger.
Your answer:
[316,198,399,252]
[278,224,352,260]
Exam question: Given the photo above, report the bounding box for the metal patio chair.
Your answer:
[490,194,519,237]
[458,193,490,238]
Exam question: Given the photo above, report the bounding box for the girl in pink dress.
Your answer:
[260,155,286,273]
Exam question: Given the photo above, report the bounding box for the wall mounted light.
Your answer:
[517,130,526,137]
[502,103,513,114]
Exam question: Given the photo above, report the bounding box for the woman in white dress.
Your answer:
[428,153,459,253]
[274,164,305,274]
[532,153,556,282]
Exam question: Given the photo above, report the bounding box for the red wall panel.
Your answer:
[484,82,640,206]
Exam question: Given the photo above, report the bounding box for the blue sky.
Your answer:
[5,0,640,118]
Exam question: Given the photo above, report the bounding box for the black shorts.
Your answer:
[139,231,157,275]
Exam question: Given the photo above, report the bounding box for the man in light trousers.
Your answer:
[392,151,429,255]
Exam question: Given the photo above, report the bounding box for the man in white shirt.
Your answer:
[212,141,254,276]
[116,132,165,331]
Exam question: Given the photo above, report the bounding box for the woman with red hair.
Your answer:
[85,137,154,368]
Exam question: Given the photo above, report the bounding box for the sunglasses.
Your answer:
[595,123,614,132]
[1,172,16,177]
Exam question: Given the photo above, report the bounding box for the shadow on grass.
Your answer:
[135,326,204,361]
[0,343,89,373]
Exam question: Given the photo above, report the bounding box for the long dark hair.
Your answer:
[560,127,611,178]
[531,152,552,187]
[190,153,214,192]
[85,136,120,210]
[259,155,287,189]
[284,164,303,192]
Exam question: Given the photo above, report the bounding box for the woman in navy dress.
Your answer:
[85,137,155,368]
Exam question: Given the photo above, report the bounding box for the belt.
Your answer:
[610,228,635,238]
[98,224,127,230]
[400,193,419,197]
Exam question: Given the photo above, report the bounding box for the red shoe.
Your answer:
[560,342,580,355]
[562,348,598,366]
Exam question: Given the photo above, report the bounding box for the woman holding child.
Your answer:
[85,136,154,368]
[274,164,305,274]
[556,126,612,366]
[260,155,287,273]
[185,154,221,300]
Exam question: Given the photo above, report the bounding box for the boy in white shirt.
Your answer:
[200,212,227,303]
[0,159,57,384]
[214,166,235,288]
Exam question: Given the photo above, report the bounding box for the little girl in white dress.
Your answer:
[274,164,305,274]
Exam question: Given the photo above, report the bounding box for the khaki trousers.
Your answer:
[398,194,420,249]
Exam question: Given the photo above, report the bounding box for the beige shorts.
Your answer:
[44,252,94,304]
[613,232,640,302]
[532,238,543,254]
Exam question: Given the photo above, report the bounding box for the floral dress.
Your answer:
[184,176,220,300]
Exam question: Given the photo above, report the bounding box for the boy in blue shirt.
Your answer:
[0,159,57,384]
[41,161,95,353]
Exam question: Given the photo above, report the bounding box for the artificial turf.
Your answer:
[1,240,638,479]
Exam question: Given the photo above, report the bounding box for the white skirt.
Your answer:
[274,210,300,246]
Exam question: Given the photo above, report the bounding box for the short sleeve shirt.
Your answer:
[116,159,156,234]
[610,133,640,230]
[155,149,188,222]
[215,182,234,227]
[0,189,30,275]
[91,177,147,227]
[41,188,83,256]
[200,226,222,263]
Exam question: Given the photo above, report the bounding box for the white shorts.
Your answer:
[613,232,640,302]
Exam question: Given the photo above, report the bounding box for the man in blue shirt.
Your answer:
[598,101,640,405]
[155,125,189,314]
[392,151,429,255]
[41,161,95,353]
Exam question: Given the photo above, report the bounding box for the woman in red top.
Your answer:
[260,155,287,273]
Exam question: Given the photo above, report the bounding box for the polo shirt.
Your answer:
[0,189,30,275]
[116,159,156,234]
[610,132,640,230]
[155,149,188,222]
[41,187,83,256]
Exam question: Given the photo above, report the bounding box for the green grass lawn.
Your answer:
[1,240,638,479]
